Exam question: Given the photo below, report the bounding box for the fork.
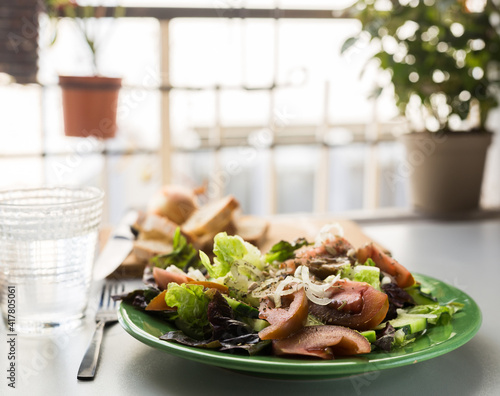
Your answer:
[77,281,125,380]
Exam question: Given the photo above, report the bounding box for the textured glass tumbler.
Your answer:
[0,187,104,334]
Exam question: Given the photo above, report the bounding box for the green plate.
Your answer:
[117,274,481,380]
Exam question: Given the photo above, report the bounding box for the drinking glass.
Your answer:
[0,187,104,334]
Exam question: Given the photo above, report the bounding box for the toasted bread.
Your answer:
[182,195,239,238]
[236,216,269,247]
[133,212,179,242]
[191,219,238,251]
[147,185,198,224]
[133,239,173,263]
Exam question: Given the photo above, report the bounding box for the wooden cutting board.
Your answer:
[102,217,384,279]
[260,217,383,253]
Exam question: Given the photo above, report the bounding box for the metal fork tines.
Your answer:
[77,281,125,381]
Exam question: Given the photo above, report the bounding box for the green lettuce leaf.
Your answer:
[364,258,376,267]
[393,328,416,348]
[150,228,200,270]
[201,232,264,279]
[200,233,265,307]
[352,265,381,290]
[164,283,210,339]
[264,238,309,264]
[405,302,464,325]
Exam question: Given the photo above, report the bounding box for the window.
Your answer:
[1,1,499,224]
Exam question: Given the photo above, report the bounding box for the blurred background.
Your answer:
[1,0,499,225]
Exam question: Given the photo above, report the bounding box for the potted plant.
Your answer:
[43,1,124,139]
[342,0,500,215]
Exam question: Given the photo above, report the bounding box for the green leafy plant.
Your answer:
[342,0,500,132]
[43,1,124,75]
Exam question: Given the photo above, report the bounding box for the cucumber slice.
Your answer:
[246,318,269,332]
[389,316,427,334]
[223,296,260,318]
[360,330,376,343]
[406,285,438,306]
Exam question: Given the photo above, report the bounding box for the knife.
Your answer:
[93,210,137,281]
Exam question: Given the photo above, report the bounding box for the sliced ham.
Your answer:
[293,236,354,279]
[258,288,309,340]
[296,236,353,260]
[309,279,389,331]
[273,325,371,359]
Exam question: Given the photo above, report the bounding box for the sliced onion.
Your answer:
[166,265,188,275]
[250,265,341,306]
[303,289,334,305]
[295,266,339,294]
[273,277,300,307]
[251,276,298,301]
[315,223,344,247]
[186,267,206,281]
[295,265,340,305]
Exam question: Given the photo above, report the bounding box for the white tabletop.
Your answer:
[2,217,500,396]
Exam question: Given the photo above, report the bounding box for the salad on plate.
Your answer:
[116,223,463,359]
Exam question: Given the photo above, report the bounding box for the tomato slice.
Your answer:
[258,288,309,340]
[357,243,415,289]
[309,279,389,331]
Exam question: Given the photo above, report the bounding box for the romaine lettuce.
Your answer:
[200,233,265,306]
[164,283,210,339]
[364,258,376,267]
[264,238,309,264]
[352,265,381,290]
[151,228,200,270]
[405,302,463,325]
[200,232,264,279]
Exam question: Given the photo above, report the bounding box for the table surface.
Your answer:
[2,217,500,396]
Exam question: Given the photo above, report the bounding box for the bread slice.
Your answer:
[182,195,239,238]
[191,218,238,251]
[133,212,179,242]
[147,186,198,225]
[236,216,269,247]
[133,239,173,263]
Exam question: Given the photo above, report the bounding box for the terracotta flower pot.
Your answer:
[59,75,122,139]
[399,131,493,216]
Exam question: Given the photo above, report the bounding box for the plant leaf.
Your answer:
[341,36,360,54]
